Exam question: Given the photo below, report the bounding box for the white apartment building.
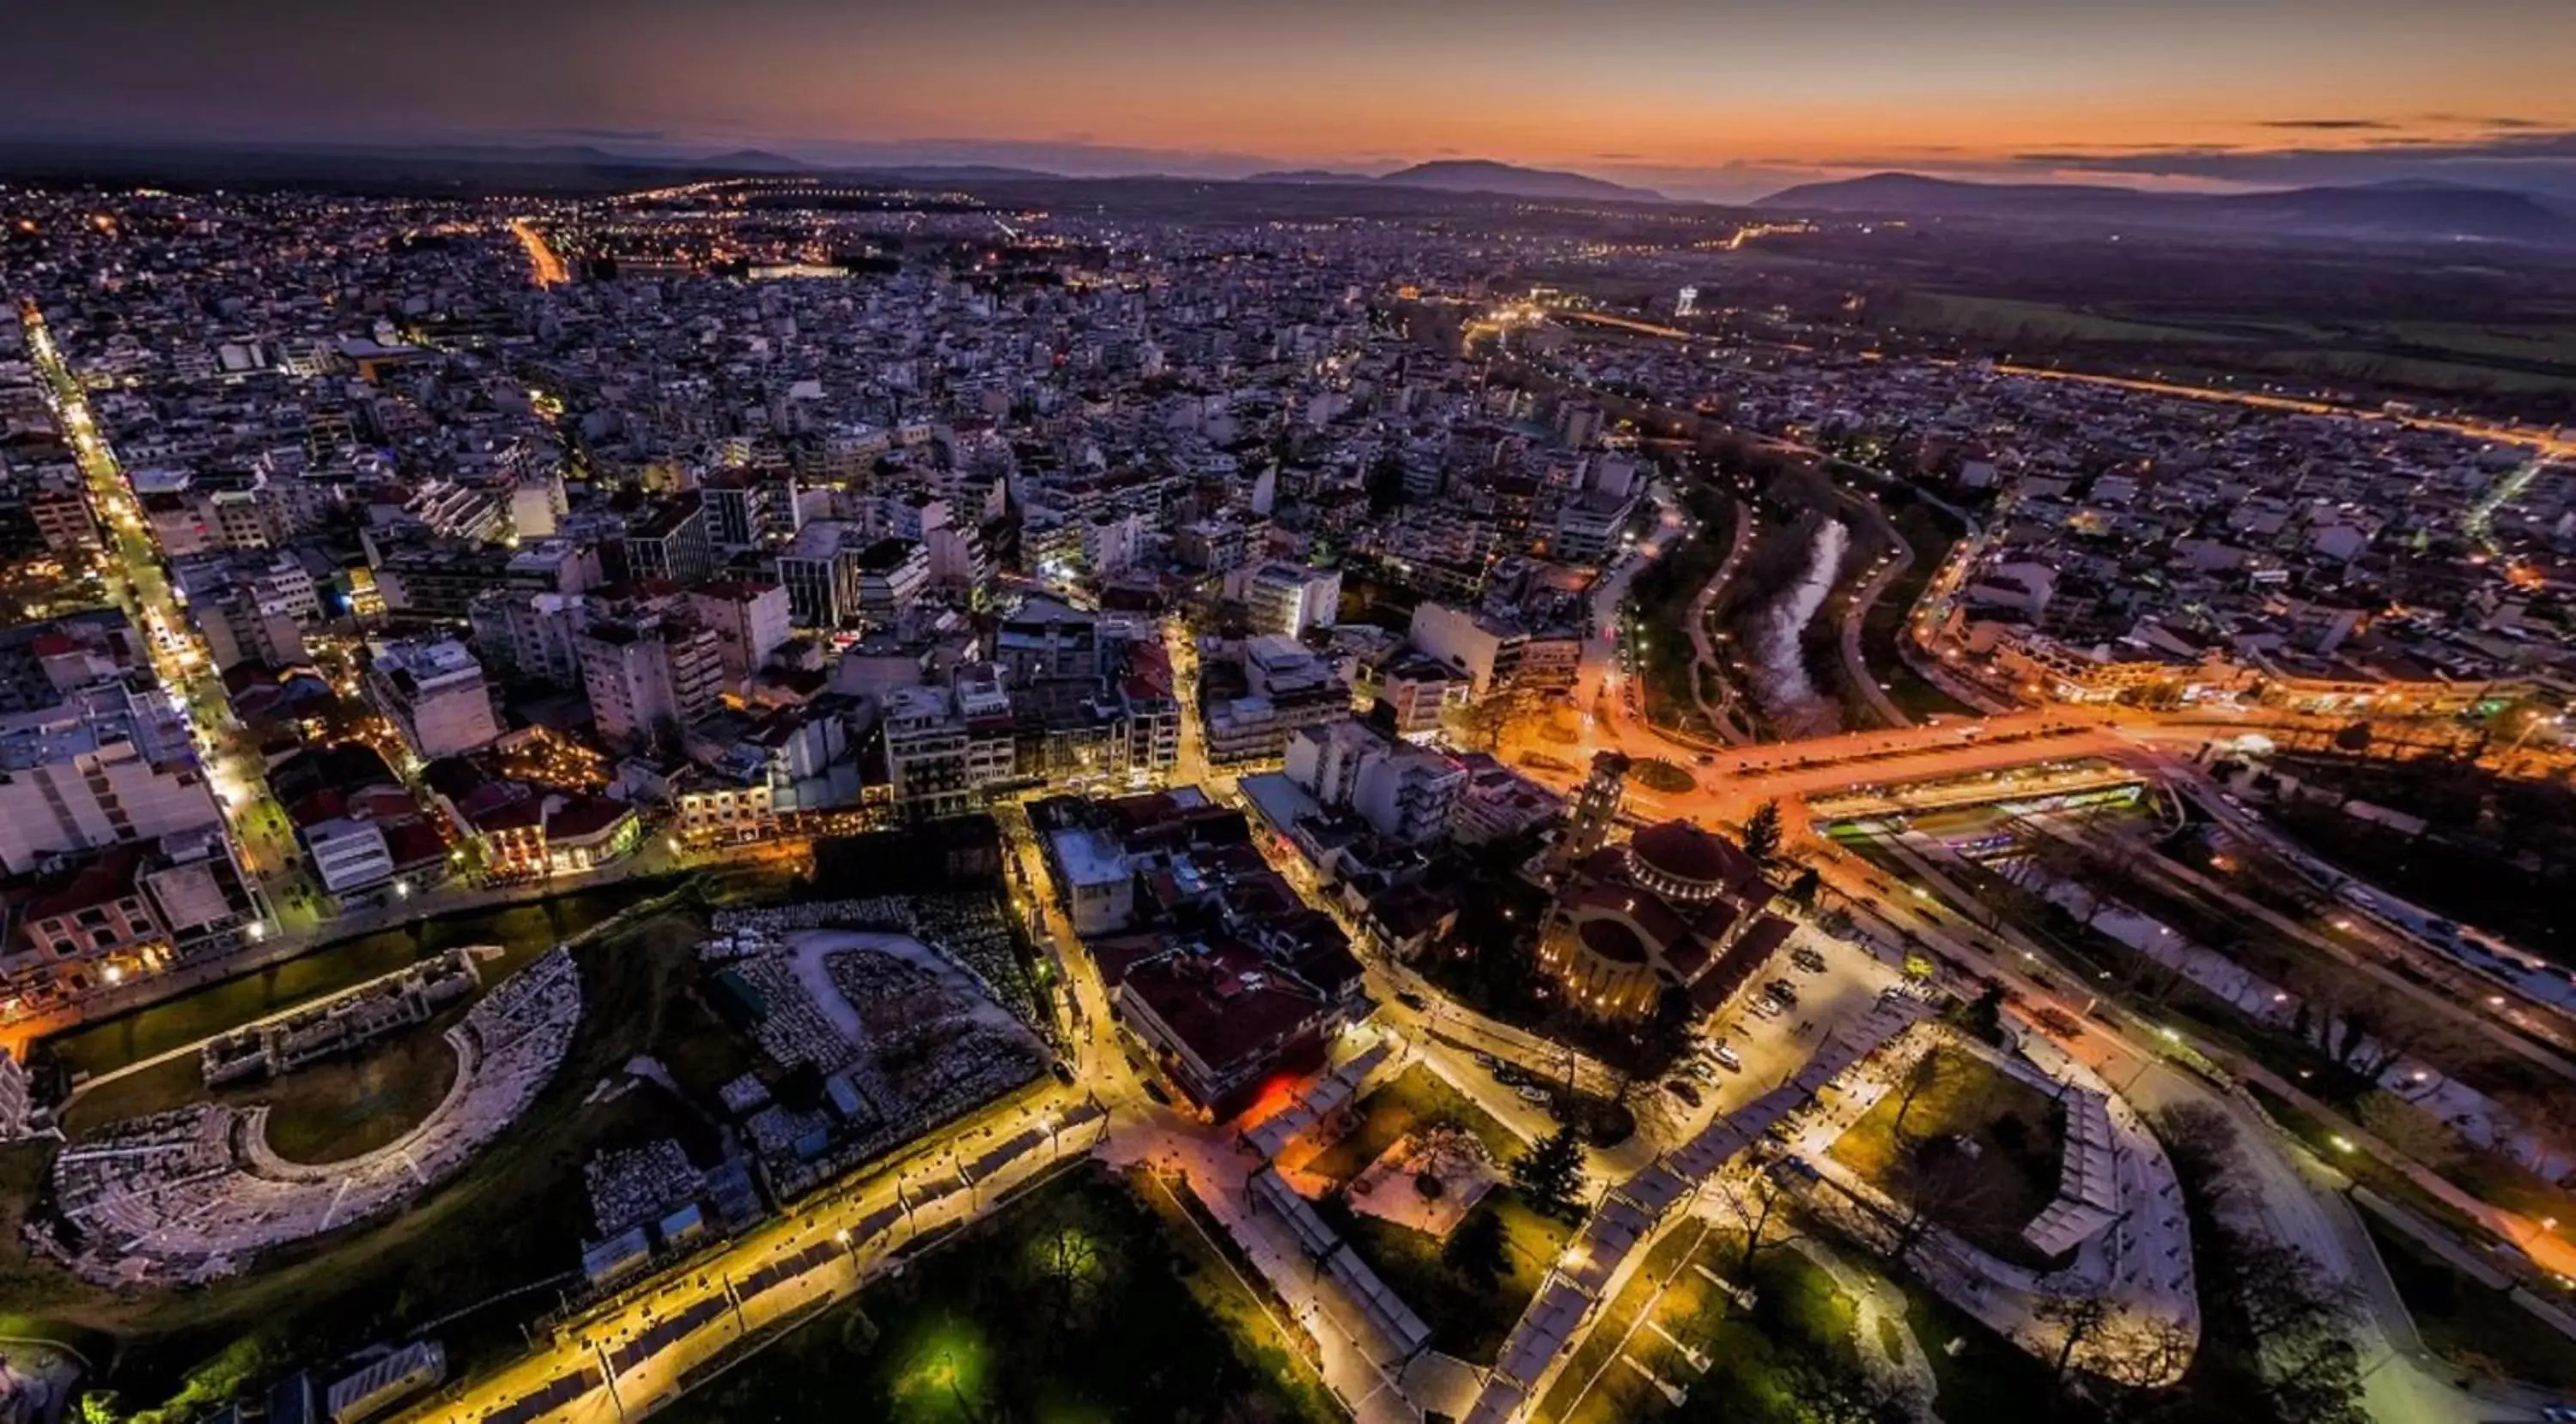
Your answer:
[576,617,725,751]
[0,687,222,874]
[686,581,793,692]
[366,637,503,761]
[1236,562,1341,640]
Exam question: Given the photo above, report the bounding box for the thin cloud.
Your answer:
[2421,113,2551,131]
[526,125,670,143]
[2258,119,2396,131]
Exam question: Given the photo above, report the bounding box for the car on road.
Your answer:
[1050,1060,1078,1085]
[1683,1059,1717,1083]
[1705,1042,1743,1071]
[1693,752,1716,765]
[1394,990,1428,1012]
[1514,1085,1552,1105]
[1662,1079,1702,1107]
[1473,1052,1502,1072]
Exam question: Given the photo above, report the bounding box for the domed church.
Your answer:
[1537,818,1795,1019]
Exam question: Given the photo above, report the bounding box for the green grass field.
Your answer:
[1298,1064,1523,1185]
[657,1165,1344,1424]
[1828,1044,2065,1266]
[1331,1188,1573,1366]
[1540,1219,1868,1424]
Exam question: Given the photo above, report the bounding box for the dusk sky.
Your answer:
[4,0,2573,199]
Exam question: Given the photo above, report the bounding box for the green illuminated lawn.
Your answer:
[658,1164,1344,1423]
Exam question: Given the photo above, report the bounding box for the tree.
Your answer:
[2087,1313,2199,1395]
[1942,983,2007,1046]
[1038,1222,1104,1311]
[1888,1047,1962,1141]
[2036,1293,2117,1384]
[2332,721,2373,754]
[2353,1089,2462,1168]
[2229,1238,2358,1343]
[2492,1085,2576,1178]
[1638,985,1698,1075]
[1719,1170,1801,1281]
[1886,1139,2002,1262]
[1452,691,1516,752]
[1510,1123,1589,1221]
[1442,1203,1511,1291]
[1784,867,1824,909]
[1741,799,1784,867]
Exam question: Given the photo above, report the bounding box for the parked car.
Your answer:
[1663,1079,1702,1107]
[1514,1085,1551,1105]
[1394,990,1428,1012]
[1706,1042,1744,1071]
[1789,947,1826,974]
[1764,979,1801,1007]
[1750,996,1786,1019]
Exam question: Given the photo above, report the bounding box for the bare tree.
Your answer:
[2229,1238,2359,1344]
[1886,1139,2002,1262]
[1716,1168,1803,1282]
[2353,1090,2461,1169]
[2036,1293,2118,1385]
[1888,1046,1962,1141]
[2088,1313,2199,1394]
[2493,1085,2576,1177]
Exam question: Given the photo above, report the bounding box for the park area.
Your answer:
[1288,1066,1571,1366]
[656,1164,1342,1424]
[1536,1214,1893,1424]
[1827,1044,2066,1266]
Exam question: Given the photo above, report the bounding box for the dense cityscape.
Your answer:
[3,12,2576,1423]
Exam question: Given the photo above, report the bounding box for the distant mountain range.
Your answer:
[1249,159,1666,203]
[1753,172,2575,246]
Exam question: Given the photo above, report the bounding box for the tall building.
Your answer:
[615,493,714,586]
[1407,601,1528,698]
[367,637,503,761]
[1236,563,1341,640]
[687,581,793,693]
[776,520,861,628]
[1283,717,1465,846]
[852,538,930,628]
[880,685,974,819]
[1552,750,1629,874]
[0,685,222,874]
[576,615,725,751]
